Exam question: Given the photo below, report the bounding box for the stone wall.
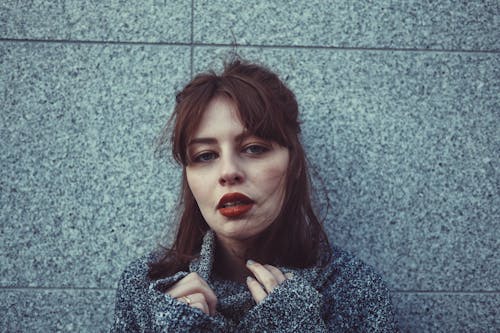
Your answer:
[1,1,498,331]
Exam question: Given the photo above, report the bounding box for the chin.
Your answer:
[215,222,270,243]
[205,212,275,241]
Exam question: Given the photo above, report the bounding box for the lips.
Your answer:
[217,192,254,218]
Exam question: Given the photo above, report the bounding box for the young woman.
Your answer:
[111,58,398,332]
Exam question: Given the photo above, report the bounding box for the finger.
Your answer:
[264,264,286,284]
[246,260,278,293]
[166,272,195,297]
[190,292,215,316]
[177,295,190,305]
[176,292,201,305]
[246,276,267,303]
[168,285,216,316]
[176,293,211,316]
[175,272,211,288]
[177,272,212,292]
[166,281,199,299]
[187,274,218,313]
[190,302,209,315]
[166,273,217,303]
[184,272,211,288]
[166,274,218,315]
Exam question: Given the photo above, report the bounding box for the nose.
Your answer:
[218,154,244,186]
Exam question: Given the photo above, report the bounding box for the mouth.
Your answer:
[217,192,254,218]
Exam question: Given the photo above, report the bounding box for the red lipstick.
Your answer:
[217,192,254,218]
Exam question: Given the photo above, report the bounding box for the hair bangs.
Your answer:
[218,76,293,148]
[172,74,219,165]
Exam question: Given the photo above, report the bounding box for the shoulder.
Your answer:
[324,245,388,290]
[319,245,391,300]
[318,245,398,330]
[115,252,160,295]
[111,253,158,331]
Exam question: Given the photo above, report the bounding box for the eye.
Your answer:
[243,144,270,155]
[192,151,218,163]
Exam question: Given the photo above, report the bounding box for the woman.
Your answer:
[111,58,398,332]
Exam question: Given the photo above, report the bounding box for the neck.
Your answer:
[213,237,252,283]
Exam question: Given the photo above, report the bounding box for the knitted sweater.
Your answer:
[111,231,398,332]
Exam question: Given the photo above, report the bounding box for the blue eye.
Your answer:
[193,152,217,163]
[244,145,269,155]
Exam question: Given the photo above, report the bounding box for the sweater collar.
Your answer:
[187,229,327,288]
[188,229,216,281]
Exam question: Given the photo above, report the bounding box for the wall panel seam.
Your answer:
[1,38,498,55]
[190,0,194,78]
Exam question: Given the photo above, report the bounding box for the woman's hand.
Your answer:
[245,260,292,304]
[165,272,218,316]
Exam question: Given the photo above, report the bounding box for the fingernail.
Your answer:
[246,259,255,266]
[246,276,254,283]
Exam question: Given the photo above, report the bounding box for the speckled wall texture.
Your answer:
[0,1,498,332]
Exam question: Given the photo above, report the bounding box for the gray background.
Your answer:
[1,1,498,332]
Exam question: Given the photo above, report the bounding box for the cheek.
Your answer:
[269,151,289,185]
[186,171,208,204]
[256,163,288,196]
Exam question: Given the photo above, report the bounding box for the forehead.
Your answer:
[191,96,245,139]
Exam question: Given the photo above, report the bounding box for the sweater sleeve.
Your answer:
[237,276,328,332]
[236,251,399,333]
[319,253,400,332]
[355,273,398,332]
[110,258,227,332]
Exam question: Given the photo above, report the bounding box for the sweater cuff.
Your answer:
[148,273,225,332]
[149,271,188,293]
[239,277,325,332]
[150,290,225,332]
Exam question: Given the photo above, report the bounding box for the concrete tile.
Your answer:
[194,0,499,50]
[0,289,115,332]
[0,42,190,288]
[0,1,191,42]
[193,47,499,291]
[393,292,500,332]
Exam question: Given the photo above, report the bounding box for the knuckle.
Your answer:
[252,262,263,270]
[193,292,205,301]
[262,276,275,286]
[247,277,258,286]
[187,273,204,286]
[184,272,197,281]
[191,302,205,313]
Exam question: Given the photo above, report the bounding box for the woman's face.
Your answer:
[185,96,289,246]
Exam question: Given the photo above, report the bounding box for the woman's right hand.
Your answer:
[165,272,218,316]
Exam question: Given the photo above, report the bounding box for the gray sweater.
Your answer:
[111,231,398,332]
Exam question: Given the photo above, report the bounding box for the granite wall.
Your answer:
[1,1,498,332]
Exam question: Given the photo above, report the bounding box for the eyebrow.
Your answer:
[187,132,252,146]
[187,138,217,146]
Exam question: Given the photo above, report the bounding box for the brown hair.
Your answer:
[148,58,331,279]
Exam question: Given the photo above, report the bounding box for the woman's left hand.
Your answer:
[245,260,292,304]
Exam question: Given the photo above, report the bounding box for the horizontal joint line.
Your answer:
[0,38,498,54]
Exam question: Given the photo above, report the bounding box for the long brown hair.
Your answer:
[149,57,331,279]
